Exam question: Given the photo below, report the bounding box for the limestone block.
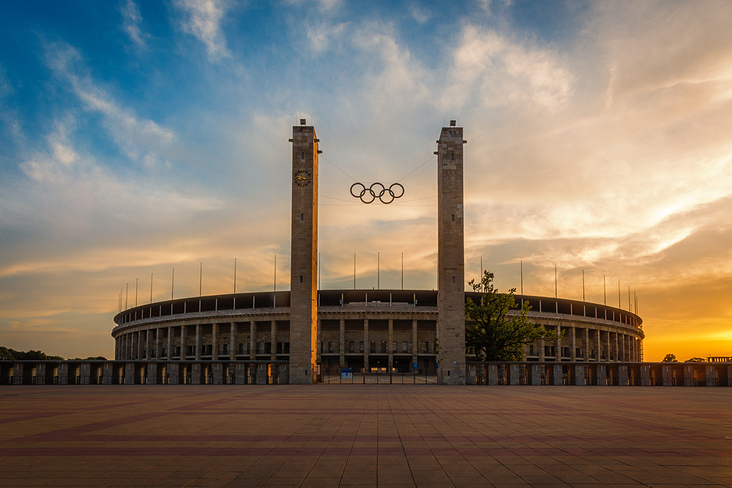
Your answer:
[640,365,651,386]
[596,365,607,386]
[552,365,563,386]
[574,365,586,386]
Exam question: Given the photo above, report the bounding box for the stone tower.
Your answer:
[289,121,319,384]
[436,122,466,385]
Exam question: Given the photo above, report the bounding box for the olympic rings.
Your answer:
[350,182,405,204]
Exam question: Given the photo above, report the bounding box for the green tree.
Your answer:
[465,271,560,361]
[0,346,14,360]
[662,354,678,363]
[0,347,63,361]
[686,357,707,362]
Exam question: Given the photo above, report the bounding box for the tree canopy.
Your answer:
[465,271,560,361]
[662,354,678,363]
[0,346,63,361]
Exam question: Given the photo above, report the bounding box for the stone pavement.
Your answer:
[0,385,730,487]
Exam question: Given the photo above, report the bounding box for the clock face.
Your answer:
[294,170,311,187]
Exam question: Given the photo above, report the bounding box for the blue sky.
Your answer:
[1,0,731,360]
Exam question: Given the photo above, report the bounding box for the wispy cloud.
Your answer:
[19,117,78,183]
[120,0,147,50]
[173,0,231,61]
[306,21,348,53]
[409,3,431,24]
[44,42,175,166]
[443,25,574,111]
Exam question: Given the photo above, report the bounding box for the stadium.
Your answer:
[111,289,643,383]
[110,120,643,384]
[7,121,732,388]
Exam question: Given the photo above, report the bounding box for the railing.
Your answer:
[322,372,437,384]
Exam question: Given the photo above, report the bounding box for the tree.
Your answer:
[0,346,14,360]
[0,347,63,361]
[465,271,560,361]
[662,354,678,363]
[686,357,707,363]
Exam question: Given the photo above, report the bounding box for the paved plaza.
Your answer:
[0,385,730,487]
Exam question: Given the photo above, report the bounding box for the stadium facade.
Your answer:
[110,121,644,384]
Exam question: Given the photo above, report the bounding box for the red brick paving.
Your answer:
[0,385,730,487]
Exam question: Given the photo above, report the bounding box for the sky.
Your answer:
[1,0,731,361]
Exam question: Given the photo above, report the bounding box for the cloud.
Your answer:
[44,42,175,167]
[443,25,575,111]
[19,117,78,183]
[409,3,431,24]
[306,21,348,53]
[121,0,147,49]
[351,23,430,113]
[317,0,342,10]
[0,64,24,145]
[284,0,342,11]
[173,0,231,61]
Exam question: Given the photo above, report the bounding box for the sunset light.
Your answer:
[1,1,731,362]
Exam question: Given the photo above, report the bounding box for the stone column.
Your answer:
[605,331,611,362]
[629,335,634,361]
[271,320,277,361]
[570,327,577,361]
[155,328,160,360]
[180,325,187,359]
[167,326,173,359]
[145,330,150,360]
[622,334,627,361]
[617,333,622,361]
[539,337,545,361]
[230,323,236,360]
[363,319,369,372]
[195,323,201,361]
[137,331,142,359]
[436,123,466,385]
[583,328,589,360]
[288,123,319,384]
[574,364,586,386]
[555,325,561,360]
[596,329,601,360]
[339,319,345,368]
[628,336,638,362]
[629,335,633,361]
[249,321,256,359]
[388,319,394,372]
[552,364,563,385]
[212,323,219,359]
[316,318,321,364]
[412,319,418,371]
